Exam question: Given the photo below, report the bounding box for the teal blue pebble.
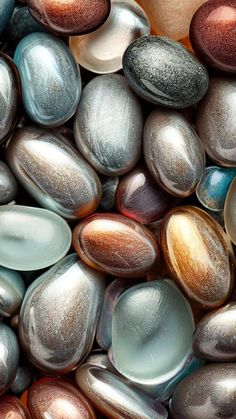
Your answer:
[0,0,15,34]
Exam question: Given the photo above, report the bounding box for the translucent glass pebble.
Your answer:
[224,177,236,245]
[0,266,25,317]
[112,280,194,385]
[0,205,71,271]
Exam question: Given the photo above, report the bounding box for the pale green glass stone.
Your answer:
[112,279,195,385]
[0,205,71,270]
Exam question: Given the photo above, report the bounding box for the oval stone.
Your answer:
[0,161,18,204]
[170,364,236,419]
[123,36,209,108]
[0,266,25,317]
[161,206,234,309]
[6,126,102,219]
[224,177,236,245]
[73,213,159,278]
[19,254,105,373]
[74,74,143,176]
[143,109,205,197]
[0,395,30,419]
[196,77,236,167]
[0,323,19,395]
[14,33,81,127]
[0,205,71,271]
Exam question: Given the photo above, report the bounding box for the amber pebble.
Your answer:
[161,206,234,309]
[116,166,174,224]
[27,379,95,419]
[73,213,159,278]
[28,0,110,36]
[224,177,236,245]
[0,395,31,419]
[190,0,236,74]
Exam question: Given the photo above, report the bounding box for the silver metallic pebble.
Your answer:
[196,77,236,167]
[6,126,102,219]
[14,32,81,127]
[143,109,205,197]
[69,0,150,74]
[0,161,18,204]
[76,365,168,419]
[10,363,32,394]
[19,254,105,374]
[74,74,143,176]
[170,364,236,419]
[0,205,71,271]
[224,177,236,245]
[0,323,20,396]
[123,36,209,108]
[0,266,25,317]
[99,176,119,212]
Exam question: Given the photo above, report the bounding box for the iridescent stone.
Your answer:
[0,395,30,419]
[3,6,46,43]
[0,205,71,271]
[74,74,143,176]
[112,280,194,385]
[143,109,205,197]
[76,365,168,419]
[196,77,236,167]
[73,213,159,278]
[19,254,105,374]
[99,176,119,212]
[224,177,236,245]
[0,323,19,395]
[0,266,25,317]
[0,161,18,204]
[0,0,15,34]
[69,0,150,74]
[11,363,32,394]
[14,33,81,127]
[123,36,209,108]
[6,126,102,219]
[170,364,236,418]
[161,206,234,309]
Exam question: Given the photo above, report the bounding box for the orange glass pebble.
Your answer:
[161,206,234,309]
[73,213,159,278]
[0,395,31,419]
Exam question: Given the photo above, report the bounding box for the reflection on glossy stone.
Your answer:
[170,364,236,419]
[0,205,71,271]
[0,323,19,395]
[19,254,105,374]
[0,0,15,34]
[196,77,236,167]
[73,213,159,278]
[85,352,116,372]
[0,395,30,419]
[99,176,119,211]
[76,365,168,419]
[0,266,25,317]
[144,110,205,197]
[11,363,32,394]
[69,0,150,74]
[28,378,96,418]
[224,177,236,245]
[14,33,81,127]
[161,206,234,309]
[6,126,102,219]
[3,6,46,43]
[112,280,194,385]
[0,161,18,204]
[28,0,110,36]
[74,74,142,176]
[123,36,209,108]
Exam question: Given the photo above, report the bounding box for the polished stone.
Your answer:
[0,0,15,34]
[0,161,18,205]
[0,323,19,395]
[0,266,25,317]
[224,177,236,245]
[0,395,30,419]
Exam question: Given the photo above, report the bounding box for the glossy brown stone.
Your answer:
[190,0,236,74]
[73,213,159,278]
[27,379,95,419]
[0,395,30,419]
[116,166,175,224]
[161,206,234,309]
[28,0,111,36]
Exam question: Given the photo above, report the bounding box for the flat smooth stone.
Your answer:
[0,205,71,271]
[224,177,236,245]
[0,395,30,419]
[0,266,25,317]
[123,36,209,108]
[0,161,18,204]
[0,323,19,395]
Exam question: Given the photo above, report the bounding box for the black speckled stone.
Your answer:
[122,36,209,108]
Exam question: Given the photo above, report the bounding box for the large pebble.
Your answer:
[0,323,19,395]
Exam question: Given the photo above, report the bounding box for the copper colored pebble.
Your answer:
[0,395,31,419]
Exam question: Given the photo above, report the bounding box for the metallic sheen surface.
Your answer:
[0,161,18,204]
[0,205,71,271]
[73,213,159,278]
[69,0,150,74]
[0,0,15,34]
[28,0,110,36]
[14,33,81,127]
[28,379,96,418]
[161,206,234,309]
[76,365,168,419]
[6,126,102,219]
[170,364,236,419]
[0,323,19,395]
[74,74,143,176]
[19,254,105,374]
[196,77,236,167]
[123,36,209,108]
[11,364,32,394]
[143,109,205,197]
[112,280,194,385]
[190,0,236,73]
[224,177,236,245]
[0,266,25,317]
[0,395,30,419]
[193,301,236,361]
